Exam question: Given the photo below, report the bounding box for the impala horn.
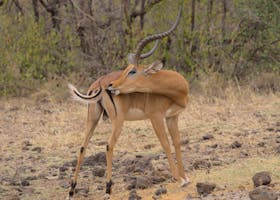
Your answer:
[128,6,182,65]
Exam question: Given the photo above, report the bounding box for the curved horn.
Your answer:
[140,40,159,59]
[128,6,182,64]
[127,40,159,64]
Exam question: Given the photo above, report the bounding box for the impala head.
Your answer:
[108,61,163,94]
[108,6,182,95]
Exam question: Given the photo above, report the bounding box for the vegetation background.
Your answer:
[0,0,279,97]
[0,1,280,199]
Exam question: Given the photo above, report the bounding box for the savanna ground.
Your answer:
[0,88,280,200]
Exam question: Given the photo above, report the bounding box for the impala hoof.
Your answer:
[104,193,110,200]
[180,177,190,187]
[66,196,73,200]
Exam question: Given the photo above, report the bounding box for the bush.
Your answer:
[0,15,79,96]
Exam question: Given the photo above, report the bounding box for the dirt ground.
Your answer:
[0,92,280,200]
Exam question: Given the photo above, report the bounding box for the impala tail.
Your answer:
[68,83,102,104]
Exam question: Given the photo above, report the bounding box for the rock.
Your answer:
[144,144,155,150]
[202,134,214,140]
[125,176,152,190]
[75,187,89,197]
[32,147,42,153]
[22,146,29,151]
[230,141,242,149]
[257,142,265,147]
[252,171,272,187]
[25,176,37,181]
[196,182,216,196]
[59,165,68,172]
[83,152,106,166]
[22,140,32,147]
[154,185,167,196]
[275,145,280,154]
[210,144,218,148]
[21,180,30,186]
[181,139,189,145]
[96,185,103,190]
[92,166,105,177]
[249,186,278,200]
[128,189,142,200]
[192,159,211,170]
[122,155,155,174]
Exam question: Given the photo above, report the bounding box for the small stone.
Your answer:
[22,146,29,151]
[126,176,151,190]
[202,134,214,140]
[23,141,32,147]
[59,166,68,172]
[196,182,216,196]
[32,147,42,153]
[96,185,103,190]
[75,187,89,197]
[192,159,211,170]
[154,185,167,196]
[252,171,272,187]
[144,144,155,150]
[249,186,278,200]
[276,145,280,154]
[21,180,30,186]
[128,189,142,200]
[210,144,218,148]
[257,142,265,147]
[181,139,189,145]
[266,128,274,132]
[230,141,242,149]
[92,166,105,177]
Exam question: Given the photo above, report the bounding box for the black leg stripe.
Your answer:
[106,180,113,194]
[69,190,74,197]
[71,181,77,188]
[106,144,109,151]
[80,147,84,153]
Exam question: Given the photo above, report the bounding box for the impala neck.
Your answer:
[139,70,189,108]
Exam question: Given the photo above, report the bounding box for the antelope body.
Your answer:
[67,6,190,200]
[68,71,189,199]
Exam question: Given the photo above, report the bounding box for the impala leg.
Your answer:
[150,115,180,180]
[68,103,102,199]
[105,119,123,198]
[166,116,190,186]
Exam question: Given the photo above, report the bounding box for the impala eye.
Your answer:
[128,69,137,76]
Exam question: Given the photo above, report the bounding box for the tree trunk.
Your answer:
[221,0,227,40]
[32,0,39,22]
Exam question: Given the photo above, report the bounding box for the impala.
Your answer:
[67,6,189,200]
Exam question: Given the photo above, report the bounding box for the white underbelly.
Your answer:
[125,108,147,121]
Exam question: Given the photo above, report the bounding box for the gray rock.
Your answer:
[128,189,142,200]
[155,185,167,196]
[252,171,271,187]
[230,141,242,148]
[249,186,278,200]
[92,166,105,177]
[196,182,216,196]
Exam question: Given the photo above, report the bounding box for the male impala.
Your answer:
[67,7,189,200]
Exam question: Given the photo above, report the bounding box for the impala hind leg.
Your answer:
[166,115,190,186]
[150,115,180,180]
[68,103,102,200]
[105,119,124,199]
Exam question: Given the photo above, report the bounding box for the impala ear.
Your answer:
[144,61,163,75]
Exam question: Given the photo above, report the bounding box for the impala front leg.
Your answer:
[105,119,123,199]
[68,103,102,200]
